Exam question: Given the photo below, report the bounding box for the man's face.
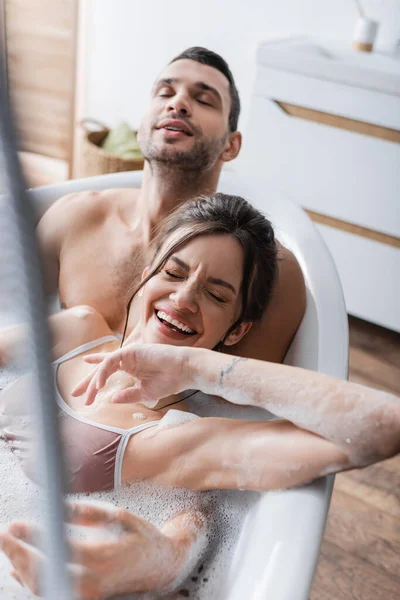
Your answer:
[138,59,234,172]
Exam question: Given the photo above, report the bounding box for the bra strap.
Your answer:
[53,335,119,365]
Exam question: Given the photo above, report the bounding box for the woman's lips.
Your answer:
[153,309,196,340]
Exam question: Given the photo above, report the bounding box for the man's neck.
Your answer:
[138,161,220,240]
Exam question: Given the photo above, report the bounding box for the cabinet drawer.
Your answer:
[316,224,400,332]
[239,95,400,239]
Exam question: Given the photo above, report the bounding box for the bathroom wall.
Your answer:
[83,0,400,131]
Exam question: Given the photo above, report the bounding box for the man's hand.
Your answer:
[0,502,196,599]
[71,343,192,407]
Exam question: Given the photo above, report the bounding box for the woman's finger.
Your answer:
[0,532,43,596]
[83,352,107,364]
[84,354,122,405]
[66,502,115,527]
[71,366,99,397]
[94,353,125,390]
[111,386,142,404]
[66,502,152,537]
[8,522,41,548]
[84,371,105,406]
[10,568,24,587]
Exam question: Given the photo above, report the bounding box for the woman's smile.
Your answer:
[153,307,198,341]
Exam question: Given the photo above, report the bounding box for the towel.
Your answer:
[101,122,143,159]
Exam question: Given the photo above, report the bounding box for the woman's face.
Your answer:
[138,233,252,349]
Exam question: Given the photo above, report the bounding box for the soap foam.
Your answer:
[70,306,95,319]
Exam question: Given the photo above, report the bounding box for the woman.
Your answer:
[1,193,399,599]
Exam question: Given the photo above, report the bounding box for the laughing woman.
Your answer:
[0,193,399,599]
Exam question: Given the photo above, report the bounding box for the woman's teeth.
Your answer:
[156,310,195,334]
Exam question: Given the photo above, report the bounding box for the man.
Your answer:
[0,47,306,597]
[38,46,305,362]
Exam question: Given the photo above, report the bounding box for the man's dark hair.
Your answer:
[170,47,240,132]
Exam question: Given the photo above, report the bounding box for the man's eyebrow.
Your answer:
[155,77,178,88]
[170,257,236,294]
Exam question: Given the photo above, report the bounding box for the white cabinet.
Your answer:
[238,38,400,332]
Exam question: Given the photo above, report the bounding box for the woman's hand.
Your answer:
[71,343,192,407]
[0,502,201,599]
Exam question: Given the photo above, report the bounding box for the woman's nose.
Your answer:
[170,284,198,312]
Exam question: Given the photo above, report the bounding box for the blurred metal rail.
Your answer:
[0,52,73,598]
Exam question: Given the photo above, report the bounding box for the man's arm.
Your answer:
[231,243,306,363]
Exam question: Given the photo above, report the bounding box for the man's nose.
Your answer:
[170,284,198,312]
[167,93,192,118]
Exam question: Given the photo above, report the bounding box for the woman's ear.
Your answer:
[223,321,252,347]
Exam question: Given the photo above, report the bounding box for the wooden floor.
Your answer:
[310,316,400,600]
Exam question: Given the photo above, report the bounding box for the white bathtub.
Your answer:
[2,170,348,599]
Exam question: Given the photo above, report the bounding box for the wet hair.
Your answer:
[170,47,240,132]
[121,193,278,347]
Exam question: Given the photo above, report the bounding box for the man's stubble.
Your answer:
[139,122,228,182]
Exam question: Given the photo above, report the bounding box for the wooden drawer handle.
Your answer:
[275,101,400,144]
[305,209,400,248]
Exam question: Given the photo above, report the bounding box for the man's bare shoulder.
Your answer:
[44,187,139,218]
[232,241,306,363]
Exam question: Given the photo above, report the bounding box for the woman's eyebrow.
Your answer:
[170,257,236,294]
[170,256,190,271]
[207,276,236,295]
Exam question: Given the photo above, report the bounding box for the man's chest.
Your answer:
[58,225,148,328]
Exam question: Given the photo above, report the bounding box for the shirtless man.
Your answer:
[38,46,305,363]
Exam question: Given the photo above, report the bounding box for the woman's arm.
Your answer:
[189,349,400,467]
[0,305,113,366]
[123,413,351,491]
[77,344,400,469]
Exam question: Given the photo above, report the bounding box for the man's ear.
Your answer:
[223,321,252,347]
[221,131,242,163]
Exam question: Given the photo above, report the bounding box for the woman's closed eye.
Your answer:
[165,269,184,280]
[207,289,226,303]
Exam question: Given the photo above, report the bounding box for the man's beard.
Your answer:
[140,129,228,173]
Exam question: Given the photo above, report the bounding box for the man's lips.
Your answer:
[156,119,193,136]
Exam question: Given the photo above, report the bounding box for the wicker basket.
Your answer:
[78,119,144,178]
